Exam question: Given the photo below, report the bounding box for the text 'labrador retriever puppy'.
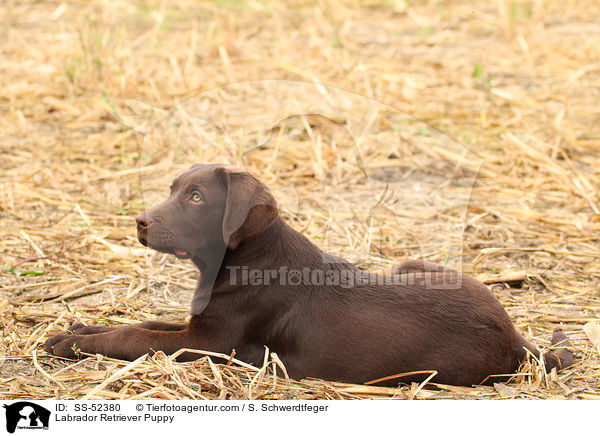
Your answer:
[45,164,573,386]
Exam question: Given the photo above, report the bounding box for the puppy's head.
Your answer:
[135,164,278,267]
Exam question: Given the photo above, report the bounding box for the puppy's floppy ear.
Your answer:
[215,166,278,250]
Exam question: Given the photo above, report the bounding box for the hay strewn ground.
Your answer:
[1,0,599,400]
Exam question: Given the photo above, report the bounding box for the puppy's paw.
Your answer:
[66,322,86,334]
[44,334,85,359]
[67,323,114,335]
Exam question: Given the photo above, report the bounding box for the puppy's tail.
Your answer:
[517,328,574,373]
[543,329,574,372]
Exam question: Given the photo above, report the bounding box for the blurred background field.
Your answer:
[0,0,599,399]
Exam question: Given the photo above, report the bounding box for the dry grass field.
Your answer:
[1,0,599,400]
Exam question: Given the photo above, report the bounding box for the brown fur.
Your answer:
[45,164,573,386]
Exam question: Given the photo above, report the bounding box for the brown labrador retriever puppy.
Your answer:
[45,164,573,386]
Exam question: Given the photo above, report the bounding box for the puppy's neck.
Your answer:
[223,216,322,269]
[190,216,323,315]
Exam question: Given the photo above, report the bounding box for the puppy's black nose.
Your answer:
[135,212,153,229]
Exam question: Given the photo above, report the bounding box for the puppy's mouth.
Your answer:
[137,234,190,259]
[147,244,191,260]
[172,249,190,259]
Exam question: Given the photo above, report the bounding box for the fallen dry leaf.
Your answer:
[583,321,600,349]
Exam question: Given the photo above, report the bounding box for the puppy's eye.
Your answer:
[190,191,203,203]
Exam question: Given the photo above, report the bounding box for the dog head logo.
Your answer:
[3,402,50,433]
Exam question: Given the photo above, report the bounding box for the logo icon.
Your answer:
[3,402,50,434]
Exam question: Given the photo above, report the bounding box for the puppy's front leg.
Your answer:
[66,321,188,335]
[44,324,213,361]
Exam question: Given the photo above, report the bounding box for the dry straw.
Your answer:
[1,0,599,399]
